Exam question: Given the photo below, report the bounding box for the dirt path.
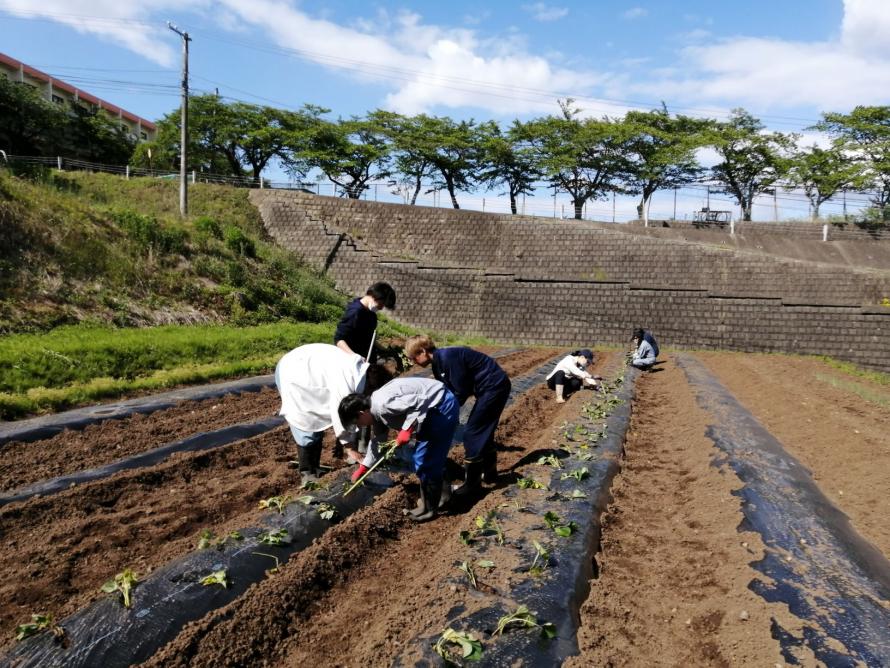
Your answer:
[697,352,890,557]
[567,357,817,667]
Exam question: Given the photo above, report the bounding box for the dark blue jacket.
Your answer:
[431,347,509,406]
[334,298,377,359]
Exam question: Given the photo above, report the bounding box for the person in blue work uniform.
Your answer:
[339,376,459,522]
[404,335,511,499]
[334,282,397,362]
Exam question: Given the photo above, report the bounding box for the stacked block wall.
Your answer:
[250,191,890,372]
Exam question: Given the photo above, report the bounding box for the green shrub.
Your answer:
[113,210,188,256]
[224,225,256,257]
[193,215,223,239]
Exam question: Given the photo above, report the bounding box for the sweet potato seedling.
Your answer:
[433,628,483,663]
[15,614,56,641]
[543,511,578,537]
[316,502,337,520]
[494,605,556,640]
[101,569,138,608]
[517,477,548,490]
[259,495,292,514]
[252,551,281,576]
[200,569,228,589]
[561,467,589,482]
[457,561,478,589]
[300,479,326,491]
[570,489,588,499]
[529,540,550,576]
[475,511,505,545]
[258,529,291,546]
[537,454,562,469]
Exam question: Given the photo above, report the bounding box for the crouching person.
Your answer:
[404,335,511,498]
[275,343,392,482]
[631,328,658,370]
[545,349,598,403]
[339,377,459,522]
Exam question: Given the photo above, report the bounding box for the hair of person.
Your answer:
[404,334,436,359]
[367,282,396,309]
[633,328,645,341]
[338,393,371,427]
[364,364,394,393]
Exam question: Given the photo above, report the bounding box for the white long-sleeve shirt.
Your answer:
[276,343,367,441]
[546,355,593,382]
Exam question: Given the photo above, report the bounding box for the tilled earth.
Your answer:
[1,349,888,665]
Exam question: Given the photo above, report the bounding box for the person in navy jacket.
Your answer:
[334,282,396,362]
[404,335,511,498]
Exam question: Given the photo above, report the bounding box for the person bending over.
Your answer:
[545,349,599,403]
[339,376,459,522]
[275,343,392,482]
[404,335,511,498]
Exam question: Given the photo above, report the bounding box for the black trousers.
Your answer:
[546,371,582,395]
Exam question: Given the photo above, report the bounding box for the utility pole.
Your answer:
[168,23,191,217]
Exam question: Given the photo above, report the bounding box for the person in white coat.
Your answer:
[275,343,392,481]
[545,349,599,403]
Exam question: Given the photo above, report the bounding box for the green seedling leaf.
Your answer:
[459,530,476,546]
[15,614,53,641]
[300,479,326,491]
[258,529,291,546]
[530,540,550,575]
[540,622,557,639]
[554,521,579,538]
[517,477,548,490]
[537,454,562,469]
[570,489,588,499]
[433,628,483,663]
[295,495,315,505]
[200,569,228,589]
[252,551,281,576]
[474,511,505,545]
[457,561,477,589]
[228,531,243,541]
[258,495,292,514]
[476,560,495,569]
[543,511,562,529]
[576,451,596,461]
[101,568,138,608]
[316,502,337,520]
[196,529,216,550]
[561,467,590,482]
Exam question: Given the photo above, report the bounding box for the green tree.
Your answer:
[816,106,890,219]
[64,104,135,164]
[476,120,542,214]
[787,145,865,219]
[622,106,709,225]
[370,110,435,205]
[0,77,67,155]
[416,115,480,209]
[523,99,632,220]
[301,115,392,199]
[711,109,795,221]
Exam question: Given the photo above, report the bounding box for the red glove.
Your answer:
[350,464,369,482]
[395,427,414,447]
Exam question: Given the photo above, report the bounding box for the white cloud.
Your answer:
[212,0,598,116]
[522,3,569,22]
[622,7,648,20]
[627,0,890,115]
[0,0,181,66]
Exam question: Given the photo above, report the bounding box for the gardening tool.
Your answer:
[342,440,397,497]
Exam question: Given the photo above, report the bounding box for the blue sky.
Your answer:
[1,0,888,219]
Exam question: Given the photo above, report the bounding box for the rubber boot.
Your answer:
[408,480,443,523]
[297,445,318,483]
[439,477,452,510]
[555,384,565,403]
[308,441,328,475]
[452,459,484,500]
[481,443,498,485]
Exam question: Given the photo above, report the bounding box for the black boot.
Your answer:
[452,459,484,499]
[408,480,443,523]
[308,441,326,475]
[481,443,498,484]
[439,477,452,510]
[297,445,318,482]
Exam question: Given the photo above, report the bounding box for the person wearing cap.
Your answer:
[274,343,393,482]
[403,335,511,498]
[545,350,599,403]
[334,281,397,362]
[631,329,658,370]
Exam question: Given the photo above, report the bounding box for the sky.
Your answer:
[1,0,889,220]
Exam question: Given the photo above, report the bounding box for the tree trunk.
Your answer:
[742,201,753,221]
[573,198,583,220]
[410,175,421,205]
[813,202,820,220]
[639,197,650,226]
[446,176,459,209]
[510,192,517,215]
